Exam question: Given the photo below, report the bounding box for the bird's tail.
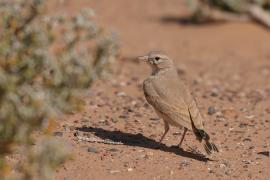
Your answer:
[188,109,219,155]
[194,129,219,155]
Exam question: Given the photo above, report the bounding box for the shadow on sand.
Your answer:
[159,15,226,26]
[76,126,212,162]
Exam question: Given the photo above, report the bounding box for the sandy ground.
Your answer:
[50,0,270,179]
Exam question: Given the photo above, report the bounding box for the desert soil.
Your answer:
[50,0,269,179]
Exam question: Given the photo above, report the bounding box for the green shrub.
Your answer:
[0,0,118,179]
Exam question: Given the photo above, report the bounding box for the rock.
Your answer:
[243,138,252,142]
[110,170,120,174]
[208,106,217,115]
[108,148,118,152]
[210,88,219,97]
[74,131,81,137]
[87,147,99,153]
[119,115,128,119]
[180,160,188,167]
[257,151,269,157]
[149,117,160,121]
[127,168,133,172]
[239,123,249,128]
[207,167,214,173]
[63,124,69,131]
[53,131,63,137]
[219,163,226,169]
[69,126,76,131]
[245,115,255,119]
[173,132,182,135]
[116,92,126,97]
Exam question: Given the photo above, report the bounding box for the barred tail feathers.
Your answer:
[195,129,219,154]
[188,109,219,155]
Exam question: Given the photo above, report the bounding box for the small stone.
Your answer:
[210,88,219,97]
[110,170,120,174]
[173,132,181,135]
[149,117,160,121]
[131,101,137,106]
[69,126,76,131]
[242,160,251,164]
[208,106,217,115]
[257,151,269,157]
[127,168,133,172]
[245,115,255,119]
[180,160,188,167]
[219,163,226,169]
[74,131,81,137]
[243,138,252,142]
[63,124,69,131]
[239,123,248,128]
[87,147,99,153]
[116,92,126,97]
[208,167,214,173]
[119,115,128,119]
[53,131,63,137]
[108,148,118,152]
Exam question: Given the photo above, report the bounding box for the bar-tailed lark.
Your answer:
[138,51,218,154]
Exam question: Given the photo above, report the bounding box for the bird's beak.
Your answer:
[137,55,148,61]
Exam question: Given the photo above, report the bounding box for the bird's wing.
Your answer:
[184,93,204,130]
[143,75,204,130]
[144,82,192,129]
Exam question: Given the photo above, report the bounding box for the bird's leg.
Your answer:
[178,127,188,148]
[159,121,169,143]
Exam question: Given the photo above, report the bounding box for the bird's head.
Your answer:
[138,51,174,73]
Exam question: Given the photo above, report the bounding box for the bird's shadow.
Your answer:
[76,126,211,162]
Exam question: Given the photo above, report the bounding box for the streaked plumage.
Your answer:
[139,51,218,154]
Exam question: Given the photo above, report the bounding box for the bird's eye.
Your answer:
[155,57,160,61]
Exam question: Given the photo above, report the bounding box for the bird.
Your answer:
[138,51,218,155]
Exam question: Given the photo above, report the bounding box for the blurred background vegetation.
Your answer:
[0,0,117,179]
[1,0,268,179]
[187,0,270,28]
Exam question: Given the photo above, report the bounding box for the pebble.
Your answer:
[87,147,99,153]
[245,115,255,119]
[116,92,126,97]
[219,163,226,169]
[210,88,219,97]
[208,106,217,115]
[149,117,160,121]
[119,115,128,119]
[257,151,269,157]
[180,160,188,167]
[108,148,118,152]
[63,124,69,131]
[208,167,214,173]
[74,131,81,137]
[69,126,76,131]
[243,138,252,142]
[53,131,63,137]
[110,170,120,174]
[127,168,133,172]
[173,132,182,135]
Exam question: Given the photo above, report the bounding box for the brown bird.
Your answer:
[138,51,218,154]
